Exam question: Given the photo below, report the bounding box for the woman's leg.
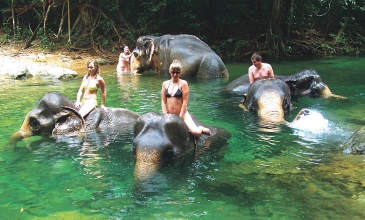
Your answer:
[183,112,211,136]
[79,99,97,117]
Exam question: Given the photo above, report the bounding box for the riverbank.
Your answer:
[0,44,98,74]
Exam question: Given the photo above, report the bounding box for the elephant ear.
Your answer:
[143,38,155,61]
[52,106,85,135]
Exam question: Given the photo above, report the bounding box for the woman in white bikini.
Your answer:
[75,59,107,117]
[117,46,133,74]
[161,59,210,136]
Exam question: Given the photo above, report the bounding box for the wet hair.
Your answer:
[87,59,100,75]
[251,53,262,62]
[169,59,182,72]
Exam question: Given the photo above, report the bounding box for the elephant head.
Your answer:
[278,69,345,99]
[242,79,330,131]
[9,92,84,145]
[132,113,196,180]
[131,36,157,74]
[132,112,230,181]
[243,78,292,125]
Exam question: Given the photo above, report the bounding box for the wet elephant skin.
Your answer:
[130,34,229,78]
[9,92,140,145]
[132,112,231,180]
[243,78,292,124]
[227,69,333,97]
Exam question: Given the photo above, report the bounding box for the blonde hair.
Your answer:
[169,59,182,72]
[87,59,100,75]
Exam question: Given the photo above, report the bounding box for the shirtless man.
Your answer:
[248,53,275,84]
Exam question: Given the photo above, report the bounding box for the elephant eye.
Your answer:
[29,117,41,131]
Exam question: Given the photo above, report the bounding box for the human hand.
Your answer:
[74,101,82,108]
[101,105,108,112]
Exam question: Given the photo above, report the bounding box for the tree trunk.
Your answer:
[265,0,284,57]
[286,0,295,40]
[333,18,348,44]
[11,0,16,37]
[56,1,66,38]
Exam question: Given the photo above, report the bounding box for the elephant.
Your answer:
[9,92,140,145]
[130,34,229,78]
[132,112,231,181]
[341,126,365,154]
[241,78,329,128]
[227,69,344,98]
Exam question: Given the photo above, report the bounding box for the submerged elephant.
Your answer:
[227,69,343,98]
[9,92,140,145]
[242,78,328,128]
[132,112,230,180]
[130,34,229,77]
[341,126,365,154]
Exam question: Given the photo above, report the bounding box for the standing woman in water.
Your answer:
[161,59,210,136]
[75,59,107,117]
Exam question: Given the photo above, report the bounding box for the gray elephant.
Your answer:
[227,69,344,98]
[242,78,328,128]
[341,126,365,154]
[9,92,140,145]
[130,34,229,78]
[132,112,230,181]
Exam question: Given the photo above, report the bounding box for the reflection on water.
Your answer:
[0,56,365,219]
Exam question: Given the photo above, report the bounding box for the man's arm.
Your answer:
[268,64,275,78]
[248,66,254,84]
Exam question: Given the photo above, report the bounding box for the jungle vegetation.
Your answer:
[0,0,364,60]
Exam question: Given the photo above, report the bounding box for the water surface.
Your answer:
[0,56,364,219]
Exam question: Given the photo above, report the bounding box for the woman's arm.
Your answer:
[75,76,85,107]
[161,82,168,114]
[98,76,107,110]
[180,81,189,118]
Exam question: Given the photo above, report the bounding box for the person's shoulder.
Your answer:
[180,79,188,85]
[97,75,104,81]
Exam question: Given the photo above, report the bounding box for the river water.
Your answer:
[0,56,364,219]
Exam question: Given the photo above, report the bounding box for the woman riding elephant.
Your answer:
[75,59,107,118]
[161,59,210,136]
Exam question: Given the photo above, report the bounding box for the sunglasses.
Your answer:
[172,71,181,75]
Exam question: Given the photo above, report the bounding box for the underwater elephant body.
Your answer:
[131,34,229,78]
[9,92,140,145]
[132,112,230,180]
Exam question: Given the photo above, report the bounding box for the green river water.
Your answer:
[0,56,364,219]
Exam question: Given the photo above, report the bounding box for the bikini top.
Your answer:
[82,77,98,91]
[165,80,183,98]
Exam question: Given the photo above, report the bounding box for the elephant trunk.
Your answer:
[8,130,30,146]
[316,84,346,99]
[257,91,285,124]
[134,149,163,181]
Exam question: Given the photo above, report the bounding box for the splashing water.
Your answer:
[290,110,329,133]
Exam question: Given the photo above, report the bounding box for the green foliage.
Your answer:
[0,0,364,58]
